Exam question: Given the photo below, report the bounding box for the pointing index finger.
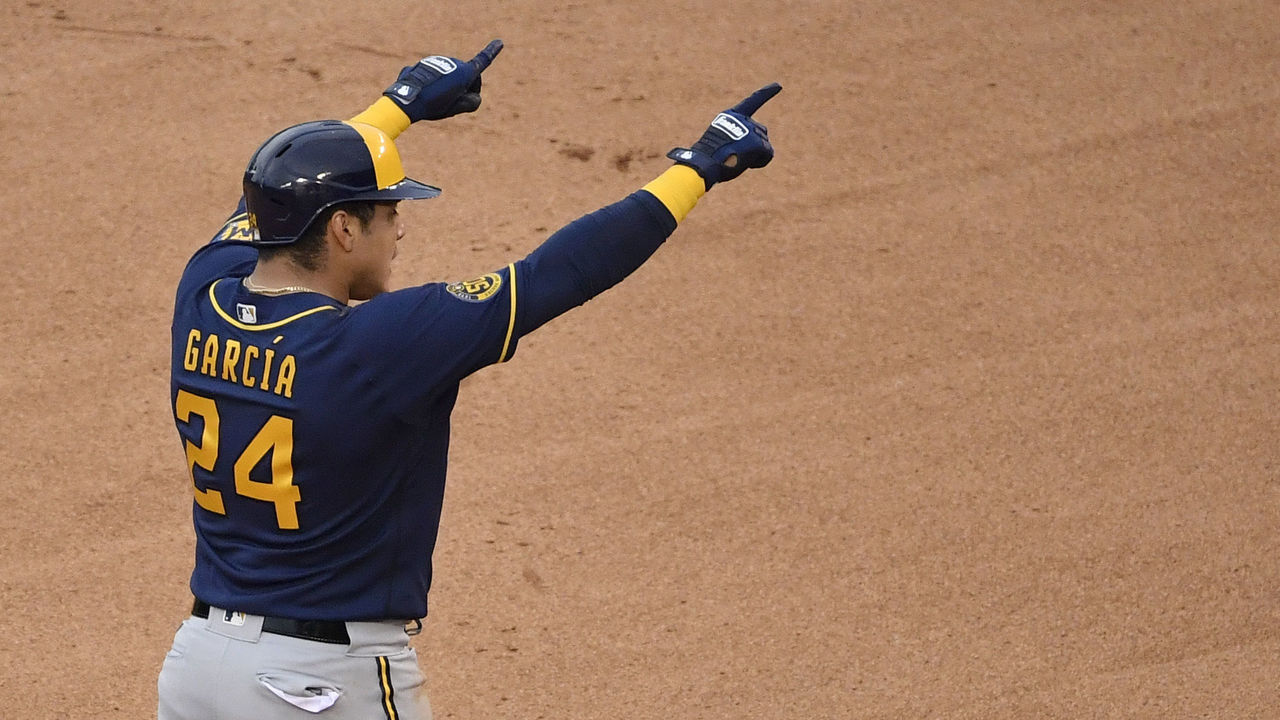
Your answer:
[730,82,782,116]
[470,39,504,72]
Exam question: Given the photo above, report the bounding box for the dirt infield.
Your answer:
[2,1,1277,718]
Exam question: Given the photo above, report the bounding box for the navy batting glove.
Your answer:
[668,83,781,190]
[385,39,504,121]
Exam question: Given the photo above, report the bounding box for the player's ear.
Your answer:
[329,210,357,252]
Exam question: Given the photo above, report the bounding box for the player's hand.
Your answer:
[384,39,504,121]
[667,83,781,190]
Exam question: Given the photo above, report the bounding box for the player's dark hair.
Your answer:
[259,201,379,271]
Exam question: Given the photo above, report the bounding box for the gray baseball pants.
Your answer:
[157,606,429,719]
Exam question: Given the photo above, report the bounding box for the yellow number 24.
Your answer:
[174,389,301,530]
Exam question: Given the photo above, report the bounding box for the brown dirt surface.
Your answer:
[2,1,1278,718]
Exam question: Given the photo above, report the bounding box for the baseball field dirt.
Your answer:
[1,1,1277,717]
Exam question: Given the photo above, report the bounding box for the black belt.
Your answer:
[192,599,350,644]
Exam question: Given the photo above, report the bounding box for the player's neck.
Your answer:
[246,259,350,305]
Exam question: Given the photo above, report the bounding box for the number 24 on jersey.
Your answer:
[174,389,301,530]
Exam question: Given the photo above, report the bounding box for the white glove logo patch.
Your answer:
[711,113,749,140]
[421,56,458,74]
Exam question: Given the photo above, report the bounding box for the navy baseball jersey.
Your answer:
[171,192,676,621]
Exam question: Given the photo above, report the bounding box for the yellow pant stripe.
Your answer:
[377,656,399,720]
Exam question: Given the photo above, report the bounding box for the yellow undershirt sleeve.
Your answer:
[641,164,706,224]
[348,97,412,140]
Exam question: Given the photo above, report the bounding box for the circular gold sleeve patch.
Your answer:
[445,273,503,302]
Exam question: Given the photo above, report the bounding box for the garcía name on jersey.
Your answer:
[180,328,297,399]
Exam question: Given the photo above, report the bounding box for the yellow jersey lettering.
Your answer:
[274,355,296,399]
[217,215,255,242]
[260,349,275,391]
[242,345,260,388]
[175,390,226,515]
[179,330,298,399]
[222,339,242,383]
[200,334,219,377]
[175,390,300,530]
[235,415,300,530]
[184,329,202,371]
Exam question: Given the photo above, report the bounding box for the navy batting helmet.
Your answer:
[243,120,441,245]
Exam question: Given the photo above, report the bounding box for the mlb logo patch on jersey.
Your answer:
[236,303,258,324]
[446,273,502,302]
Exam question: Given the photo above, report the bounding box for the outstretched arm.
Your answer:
[344,71,782,388]
[509,83,783,336]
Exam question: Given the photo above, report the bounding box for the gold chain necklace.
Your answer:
[242,276,319,296]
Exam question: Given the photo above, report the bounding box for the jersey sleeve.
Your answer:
[342,265,521,420]
[175,198,259,305]
[509,189,677,334]
[339,182,682,421]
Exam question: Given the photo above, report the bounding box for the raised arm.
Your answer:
[207,41,505,245]
[509,83,783,335]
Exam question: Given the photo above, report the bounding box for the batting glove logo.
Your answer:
[711,113,750,140]
[420,56,458,74]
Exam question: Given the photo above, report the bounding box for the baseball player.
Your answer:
[157,39,780,720]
